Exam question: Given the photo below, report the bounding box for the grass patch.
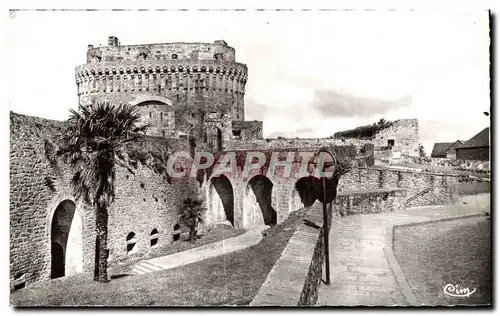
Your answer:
[11,208,310,307]
[110,227,247,275]
[393,216,491,305]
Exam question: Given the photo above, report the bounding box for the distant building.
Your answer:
[430,140,464,159]
[333,119,420,157]
[455,127,490,161]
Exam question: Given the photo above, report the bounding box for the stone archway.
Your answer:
[208,175,234,226]
[130,96,175,137]
[290,176,317,212]
[244,175,276,227]
[50,200,83,279]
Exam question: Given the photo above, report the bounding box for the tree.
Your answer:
[57,102,147,282]
[180,197,206,242]
[418,144,427,157]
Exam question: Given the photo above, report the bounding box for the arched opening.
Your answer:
[173,224,181,241]
[50,200,82,279]
[12,273,26,291]
[209,175,234,226]
[150,229,159,247]
[126,232,137,254]
[295,176,318,207]
[245,175,276,226]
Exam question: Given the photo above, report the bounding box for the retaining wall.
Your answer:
[250,202,333,306]
[335,188,407,216]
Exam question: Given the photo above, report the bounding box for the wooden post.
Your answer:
[322,177,331,285]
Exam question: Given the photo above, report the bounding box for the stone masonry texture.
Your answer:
[9,112,200,288]
[249,203,333,306]
[334,119,420,157]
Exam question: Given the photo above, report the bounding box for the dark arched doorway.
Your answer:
[246,175,276,226]
[210,175,234,226]
[50,200,77,279]
[295,176,318,207]
[51,242,65,278]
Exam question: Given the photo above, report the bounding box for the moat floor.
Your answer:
[10,208,309,306]
[394,215,490,305]
[316,194,490,306]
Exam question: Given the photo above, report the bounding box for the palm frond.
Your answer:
[57,101,146,208]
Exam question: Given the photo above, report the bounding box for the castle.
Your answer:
[11,37,437,291]
[75,36,262,150]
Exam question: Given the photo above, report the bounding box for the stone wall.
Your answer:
[335,188,407,216]
[373,119,419,156]
[231,120,263,140]
[401,155,490,172]
[10,112,200,288]
[222,139,371,164]
[135,100,176,137]
[299,203,333,305]
[374,148,392,161]
[86,38,236,63]
[10,112,94,287]
[338,167,460,207]
[224,138,340,151]
[334,119,420,157]
[250,202,333,306]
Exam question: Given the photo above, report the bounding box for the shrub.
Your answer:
[333,118,393,139]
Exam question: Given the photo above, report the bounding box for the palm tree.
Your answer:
[57,102,147,282]
[180,197,206,242]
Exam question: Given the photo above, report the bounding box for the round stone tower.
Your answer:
[74,36,248,140]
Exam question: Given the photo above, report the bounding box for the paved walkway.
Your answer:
[317,194,489,306]
[131,228,264,275]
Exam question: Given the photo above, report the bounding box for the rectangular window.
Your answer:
[162,131,165,137]
[149,112,152,118]
[388,139,395,147]
[160,112,163,120]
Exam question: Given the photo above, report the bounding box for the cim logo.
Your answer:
[444,284,477,298]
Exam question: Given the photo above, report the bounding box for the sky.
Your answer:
[6,10,491,154]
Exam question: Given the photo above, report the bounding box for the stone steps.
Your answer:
[131,261,164,275]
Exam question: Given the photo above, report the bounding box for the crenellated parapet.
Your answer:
[75,60,248,97]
